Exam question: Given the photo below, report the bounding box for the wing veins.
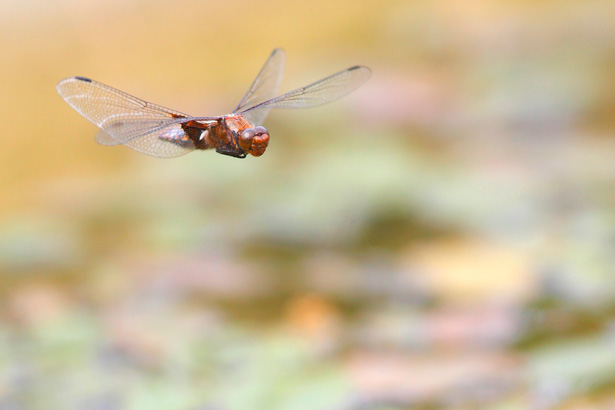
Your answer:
[239,65,371,119]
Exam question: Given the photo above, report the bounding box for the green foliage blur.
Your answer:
[1,1,615,409]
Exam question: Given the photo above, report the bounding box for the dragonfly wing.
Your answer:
[95,131,120,145]
[93,120,195,157]
[232,48,286,125]
[111,122,197,158]
[57,76,216,157]
[239,65,371,123]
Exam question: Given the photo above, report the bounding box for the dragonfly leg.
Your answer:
[215,147,247,159]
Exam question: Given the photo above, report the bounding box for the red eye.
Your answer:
[241,128,255,141]
[238,128,256,150]
[248,131,269,157]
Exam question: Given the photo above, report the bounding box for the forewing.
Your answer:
[57,76,215,157]
[232,48,285,125]
[57,76,189,138]
[239,65,371,124]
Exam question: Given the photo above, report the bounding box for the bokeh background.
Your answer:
[2,0,615,409]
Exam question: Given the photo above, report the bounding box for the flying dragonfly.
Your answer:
[56,49,371,159]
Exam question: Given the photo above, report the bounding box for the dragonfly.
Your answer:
[56,49,371,159]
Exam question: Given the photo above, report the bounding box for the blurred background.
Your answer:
[1,0,615,409]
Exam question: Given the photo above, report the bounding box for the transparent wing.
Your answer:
[100,122,197,158]
[232,48,286,125]
[56,76,216,157]
[239,65,371,125]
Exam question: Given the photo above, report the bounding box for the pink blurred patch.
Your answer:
[353,69,457,128]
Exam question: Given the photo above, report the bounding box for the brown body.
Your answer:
[171,114,269,158]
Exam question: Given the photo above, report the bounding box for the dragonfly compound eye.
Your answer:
[248,128,269,157]
[238,128,256,151]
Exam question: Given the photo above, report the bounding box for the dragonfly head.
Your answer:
[238,126,269,157]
